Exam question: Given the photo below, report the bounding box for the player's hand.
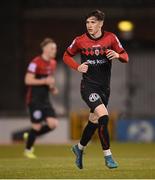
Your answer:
[50,87,59,95]
[106,49,119,60]
[77,62,89,73]
[45,76,55,87]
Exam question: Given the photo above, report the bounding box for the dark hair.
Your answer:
[86,9,105,21]
[40,38,55,49]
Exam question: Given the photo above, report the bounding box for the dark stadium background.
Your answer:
[0,0,155,143]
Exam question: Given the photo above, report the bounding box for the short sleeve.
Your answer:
[67,38,80,56]
[27,62,37,74]
[111,34,125,53]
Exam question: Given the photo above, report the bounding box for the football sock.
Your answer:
[80,121,98,147]
[78,143,84,150]
[26,129,38,150]
[98,115,110,150]
[36,125,52,136]
[103,149,112,156]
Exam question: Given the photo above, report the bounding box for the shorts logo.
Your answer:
[89,93,100,102]
[33,110,42,120]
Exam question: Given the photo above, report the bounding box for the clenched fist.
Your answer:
[106,49,119,60]
[77,62,89,73]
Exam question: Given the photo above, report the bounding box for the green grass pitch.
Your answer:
[0,142,155,179]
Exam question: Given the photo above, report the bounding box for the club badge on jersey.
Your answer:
[94,49,100,56]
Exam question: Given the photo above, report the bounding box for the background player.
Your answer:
[63,10,129,169]
[24,38,59,158]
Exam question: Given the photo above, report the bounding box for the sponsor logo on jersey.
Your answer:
[87,59,108,65]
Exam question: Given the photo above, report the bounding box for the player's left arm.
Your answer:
[106,34,129,63]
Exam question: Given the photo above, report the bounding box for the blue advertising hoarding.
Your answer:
[116,119,155,142]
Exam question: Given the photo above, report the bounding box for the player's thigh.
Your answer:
[46,117,58,129]
[89,104,108,123]
[94,104,109,118]
[94,88,110,117]
[28,104,44,128]
[80,81,103,112]
[44,104,58,129]
[100,88,110,108]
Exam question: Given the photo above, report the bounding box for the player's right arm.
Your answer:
[25,62,55,86]
[63,38,88,73]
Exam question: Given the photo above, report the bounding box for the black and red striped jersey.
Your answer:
[65,31,128,88]
[26,56,57,105]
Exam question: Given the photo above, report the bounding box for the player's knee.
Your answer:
[89,113,98,124]
[89,118,98,124]
[52,119,59,129]
[47,118,58,129]
[32,123,42,131]
[98,115,109,126]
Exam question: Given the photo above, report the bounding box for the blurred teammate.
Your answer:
[24,38,59,158]
[63,10,129,169]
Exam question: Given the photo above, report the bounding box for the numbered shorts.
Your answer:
[80,80,110,112]
[28,103,56,123]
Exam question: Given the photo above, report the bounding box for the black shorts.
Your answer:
[80,80,110,112]
[28,102,56,123]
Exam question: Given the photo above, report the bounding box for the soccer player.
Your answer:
[24,38,59,158]
[63,10,129,169]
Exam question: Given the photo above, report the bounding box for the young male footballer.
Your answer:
[24,38,59,158]
[63,10,129,169]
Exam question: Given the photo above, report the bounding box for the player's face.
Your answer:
[86,16,103,36]
[43,43,57,59]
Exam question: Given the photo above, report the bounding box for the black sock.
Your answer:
[98,115,110,150]
[36,125,52,137]
[80,121,98,146]
[26,129,38,150]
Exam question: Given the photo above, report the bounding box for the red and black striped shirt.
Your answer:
[64,31,128,88]
[26,56,56,105]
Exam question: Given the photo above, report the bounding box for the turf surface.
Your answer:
[0,142,155,179]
